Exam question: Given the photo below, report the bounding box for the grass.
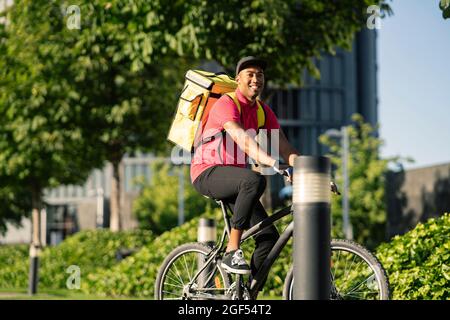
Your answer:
[0,288,149,300]
[0,287,281,300]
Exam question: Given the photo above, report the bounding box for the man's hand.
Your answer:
[284,167,293,183]
[273,165,293,183]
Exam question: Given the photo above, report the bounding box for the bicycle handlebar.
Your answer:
[274,166,341,195]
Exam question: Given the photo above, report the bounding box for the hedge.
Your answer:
[0,229,153,290]
[0,244,29,288]
[1,213,448,299]
[376,213,450,300]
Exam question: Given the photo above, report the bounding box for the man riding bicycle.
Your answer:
[191,56,300,279]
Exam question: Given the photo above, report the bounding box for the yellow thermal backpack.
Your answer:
[167,70,266,153]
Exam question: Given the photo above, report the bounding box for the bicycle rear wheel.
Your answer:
[283,239,390,300]
[155,243,231,300]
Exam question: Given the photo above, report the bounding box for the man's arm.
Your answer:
[223,121,277,167]
[278,128,300,166]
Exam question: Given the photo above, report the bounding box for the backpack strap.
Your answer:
[225,92,266,129]
[256,100,266,129]
[195,92,266,149]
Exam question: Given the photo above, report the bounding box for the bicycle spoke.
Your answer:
[322,242,389,300]
[172,260,187,285]
[162,272,184,299]
[182,254,193,281]
[167,267,185,286]
[192,253,202,283]
[163,290,183,297]
[163,282,185,289]
[349,259,366,275]
[344,274,377,297]
[157,245,229,300]
[341,288,377,299]
[343,252,357,280]
[332,249,341,281]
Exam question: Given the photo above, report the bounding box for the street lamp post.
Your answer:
[324,127,352,240]
[171,154,191,226]
[96,188,104,228]
[178,165,185,226]
[87,188,105,228]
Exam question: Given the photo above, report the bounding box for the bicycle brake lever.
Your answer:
[284,167,293,179]
[330,181,341,195]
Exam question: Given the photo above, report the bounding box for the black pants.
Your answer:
[193,165,280,277]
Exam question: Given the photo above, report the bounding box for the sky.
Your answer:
[378,0,450,169]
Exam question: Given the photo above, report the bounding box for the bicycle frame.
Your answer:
[188,201,294,300]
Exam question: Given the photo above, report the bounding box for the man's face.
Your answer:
[236,66,265,101]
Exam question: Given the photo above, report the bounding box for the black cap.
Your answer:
[235,56,267,76]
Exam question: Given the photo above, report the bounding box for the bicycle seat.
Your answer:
[202,195,223,205]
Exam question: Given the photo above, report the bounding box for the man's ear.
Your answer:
[235,72,241,82]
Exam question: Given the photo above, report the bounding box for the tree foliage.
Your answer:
[440,0,450,19]
[53,0,391,228]
[377,213,450,299]
[319,114,409,249]
[0,1,103,229]
[0,229,153,289]
[0,185,32,235]
[145,0,392,85]
[132,161,214,235]
[0,11,32,233]
[0,0,393,230]
[0,0,192,230]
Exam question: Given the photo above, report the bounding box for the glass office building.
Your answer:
[269,29,378,204]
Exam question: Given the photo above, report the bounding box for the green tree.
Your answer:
[440,0,450,19]
[0,3,32,232]
[0,1,103,293]
[63,0,392,230]
[319,114,410,249]
[0,184,32,235]
[133,161,213,235]
[2,0,394,231]
[55,1,192,231]
[2,0,192,232]
[168,0,392,85]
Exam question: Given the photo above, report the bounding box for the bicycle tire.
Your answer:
[155,242,231,300]
[282,239,390,300]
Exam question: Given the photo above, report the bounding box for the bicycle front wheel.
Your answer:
[155,243,231,300]
[283,239,390,300]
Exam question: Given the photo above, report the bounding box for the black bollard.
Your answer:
[293,156,331,300]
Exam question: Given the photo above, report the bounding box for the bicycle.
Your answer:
[155,180,390,300]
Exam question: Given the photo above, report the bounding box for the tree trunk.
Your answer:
[28,187,42,295]
[110,160,122,232]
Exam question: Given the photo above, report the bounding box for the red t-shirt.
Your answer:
[190,88,280,182]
